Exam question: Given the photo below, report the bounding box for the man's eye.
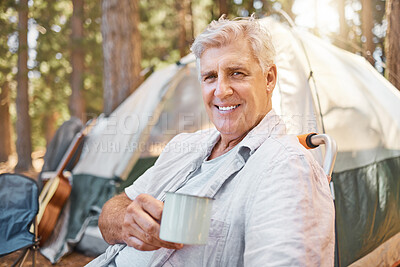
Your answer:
[204,75,216,81]
[232,72,244,76]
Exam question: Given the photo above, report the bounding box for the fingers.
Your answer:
[123,194,183,251]
[126,196,161,239]
[124,235,161,251]
[136,194,164,221]
[129,202,161,236]
[124,220,182,250]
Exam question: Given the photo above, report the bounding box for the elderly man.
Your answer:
[88,16,334,266]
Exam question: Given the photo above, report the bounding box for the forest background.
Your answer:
[0,0,399,172]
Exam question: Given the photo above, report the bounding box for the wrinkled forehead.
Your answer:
[199,38,254,61]
[198,40,258,70]
[196,40,262,82]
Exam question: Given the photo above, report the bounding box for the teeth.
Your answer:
[218,105,239,111]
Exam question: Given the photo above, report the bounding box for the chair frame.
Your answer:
[11,217,39,267]
[298,132,340,266]
[0,173,40,267]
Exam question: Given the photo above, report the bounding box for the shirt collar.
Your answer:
[238,109,286,159]
[203,109,286,162]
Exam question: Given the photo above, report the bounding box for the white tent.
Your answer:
[46,17,400,266]
[73,55,211,179]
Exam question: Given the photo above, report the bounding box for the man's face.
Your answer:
[200,38,276,140]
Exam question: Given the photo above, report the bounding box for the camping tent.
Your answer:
[42,16,400,266]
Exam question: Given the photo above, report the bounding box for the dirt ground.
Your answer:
[0,152,96,266]
[0,250,94,267]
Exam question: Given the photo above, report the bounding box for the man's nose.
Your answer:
[215,75,233,98]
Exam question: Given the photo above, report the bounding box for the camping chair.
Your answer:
[297,132,337,197]
[297,132,340,265]
[0,173,40,267]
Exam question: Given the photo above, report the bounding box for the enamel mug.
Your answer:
[159,192,214,245]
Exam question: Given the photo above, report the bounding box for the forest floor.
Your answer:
[0,151,95,266]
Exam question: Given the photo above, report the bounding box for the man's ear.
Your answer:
[266,64,277,93]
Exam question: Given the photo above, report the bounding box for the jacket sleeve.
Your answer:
[244,154,335,266]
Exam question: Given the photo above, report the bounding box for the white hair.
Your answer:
[191,15,276,78]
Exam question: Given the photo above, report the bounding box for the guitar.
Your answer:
[35,119,95,244]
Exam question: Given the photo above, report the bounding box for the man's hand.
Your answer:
[99,193,183,251]
[121,194,183,251]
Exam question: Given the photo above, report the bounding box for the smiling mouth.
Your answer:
[216,104,240,111]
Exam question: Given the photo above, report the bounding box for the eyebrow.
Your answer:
[201,65,249,77]
[201,71,217,78]
[226,66,248,72]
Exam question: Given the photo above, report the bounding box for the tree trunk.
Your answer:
[385,0,400,90]
[0,81,12,163]
[15,0,32,171]
[187,0,194,45]
[338,0,347,41]
[44,112,58,145]
[176,0,187,58]
[262,0,272,15]
[102,0,141,116]
[219,0,228,17]
[361,0,375,65]
[70,0,86,122]
[247,0,255,15]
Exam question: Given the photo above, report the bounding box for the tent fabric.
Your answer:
[60,16,400,264]
[267,19,321,136]
[73,56,200,180]
[301,33,400,172]
[118,157,158,194]
[75,225,109,257]
[39,117,83,191]
[334,156,400,266]
[140,65,213,159]
[348,231,400,267]
[0,173,39,256]
[40,117,83,173]
[73,64,182,179]
[264,18,400,172]
[40,174,116,263]
[66,174,116,240]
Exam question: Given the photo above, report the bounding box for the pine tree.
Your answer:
[102,0,141,116]
[385,0,400,90]
[15,0,32,171]
[70,0,86,121]
[0,1,17,163]
[361,0,375,65]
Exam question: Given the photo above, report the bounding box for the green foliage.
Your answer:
[29,0,73,148]
[139,0,214,70]
[0,1,19,144]
[28,0,103,148]
[0,1,18,84]
[139,0,183,69]
[82,0,103,117]
[192,0,214,36]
